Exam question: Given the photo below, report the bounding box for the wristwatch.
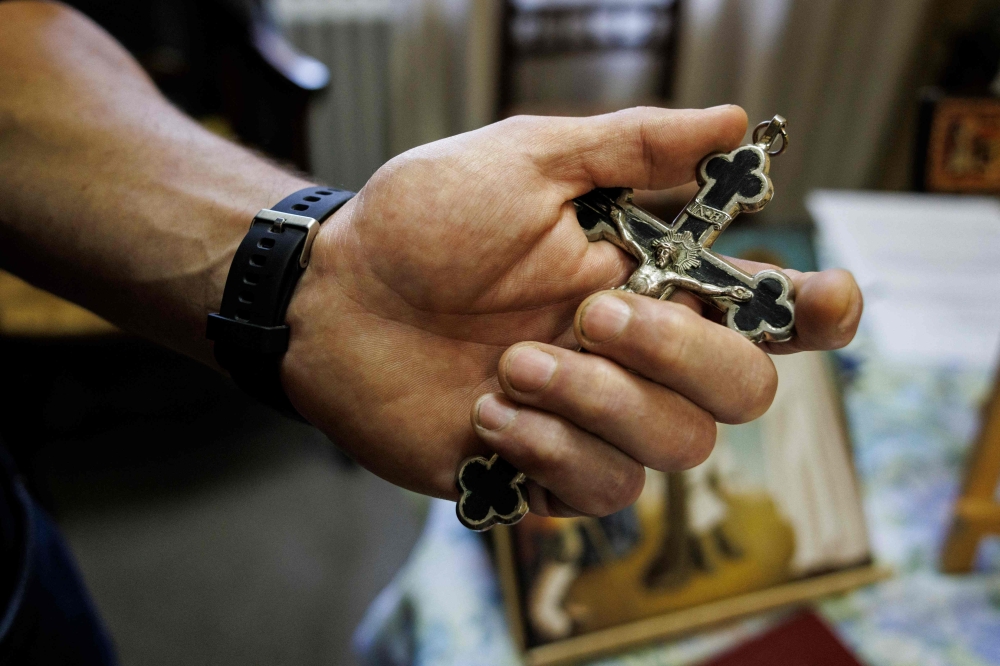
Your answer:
[206,186,354,418]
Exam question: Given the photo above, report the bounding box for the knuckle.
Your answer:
[681,413,717,469]
[511,415,571,473]
[591,463,645,516]
[719,352,778,424]
[581,462,646,516]
[648,409,716,471]
[498,116,556,158]
[637,119,655,189]
[496,114,534,133]
[585,358,628,415]
[746,359,779,420]
[651,304,699,372]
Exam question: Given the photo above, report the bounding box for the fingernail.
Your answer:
[476,395,517,431]
[580,294,631,343]
[506,347,557,392]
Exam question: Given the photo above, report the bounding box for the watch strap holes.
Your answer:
[316,190,332,195]
[238,291,255,305]
[257,237,275,249]
[291,203,309,211]
[304,196,321,202]
[250,254,267,267]
[243,274,259,286]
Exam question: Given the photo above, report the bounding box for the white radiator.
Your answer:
[274,0,396,191]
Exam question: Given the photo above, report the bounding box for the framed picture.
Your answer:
[493,351,889,666]
[919,95,1000,193]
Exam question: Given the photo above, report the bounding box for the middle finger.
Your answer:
[573,290,777,424]
[498,342,717,472]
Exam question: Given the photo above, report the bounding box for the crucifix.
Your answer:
[457,116,795,531]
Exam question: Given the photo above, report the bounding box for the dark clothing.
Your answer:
[0,449,117,665]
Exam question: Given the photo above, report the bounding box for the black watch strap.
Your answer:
[207,186,354,418]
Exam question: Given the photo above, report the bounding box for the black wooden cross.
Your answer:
[455,116,794,531]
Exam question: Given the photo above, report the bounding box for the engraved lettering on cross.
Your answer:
[685,201,731,227]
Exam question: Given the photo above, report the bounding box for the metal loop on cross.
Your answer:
[752,116,789,156]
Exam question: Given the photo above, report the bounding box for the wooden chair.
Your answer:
[941,374,1000,572]
[497,0,682,119]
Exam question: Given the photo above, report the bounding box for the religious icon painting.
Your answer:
[493,352,890,666]
[920,95,1000,193]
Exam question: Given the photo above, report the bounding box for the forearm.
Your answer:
[0,2,311,363]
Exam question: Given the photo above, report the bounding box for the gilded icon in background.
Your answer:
[925,97,1000,193]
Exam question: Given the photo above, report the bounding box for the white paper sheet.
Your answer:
[807,190,1000,369]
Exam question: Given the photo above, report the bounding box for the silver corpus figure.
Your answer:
[612,208,753,303]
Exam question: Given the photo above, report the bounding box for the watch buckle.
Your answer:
[253,208,319,268]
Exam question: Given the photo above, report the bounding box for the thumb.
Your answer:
[523,105,748,195]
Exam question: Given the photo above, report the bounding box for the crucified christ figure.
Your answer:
[612,209,753,303]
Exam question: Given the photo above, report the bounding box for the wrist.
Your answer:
[278,198,357,423]
[172,173,313,367]
[207,186,356,419]
[203,175,315,326]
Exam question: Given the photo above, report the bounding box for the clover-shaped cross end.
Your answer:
[456,454,528,531]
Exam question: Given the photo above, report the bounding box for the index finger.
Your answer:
[726,257,863,354]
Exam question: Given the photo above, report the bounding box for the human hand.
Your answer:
[280,106,863,516]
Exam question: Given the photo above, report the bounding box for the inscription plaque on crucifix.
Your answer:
[457,116,795,531]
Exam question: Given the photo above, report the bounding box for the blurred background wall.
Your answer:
[672,0,931,220]
[274,0,503,189]
[274,0,998,219]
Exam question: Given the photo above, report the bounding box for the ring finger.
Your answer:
[471,392,645,516]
